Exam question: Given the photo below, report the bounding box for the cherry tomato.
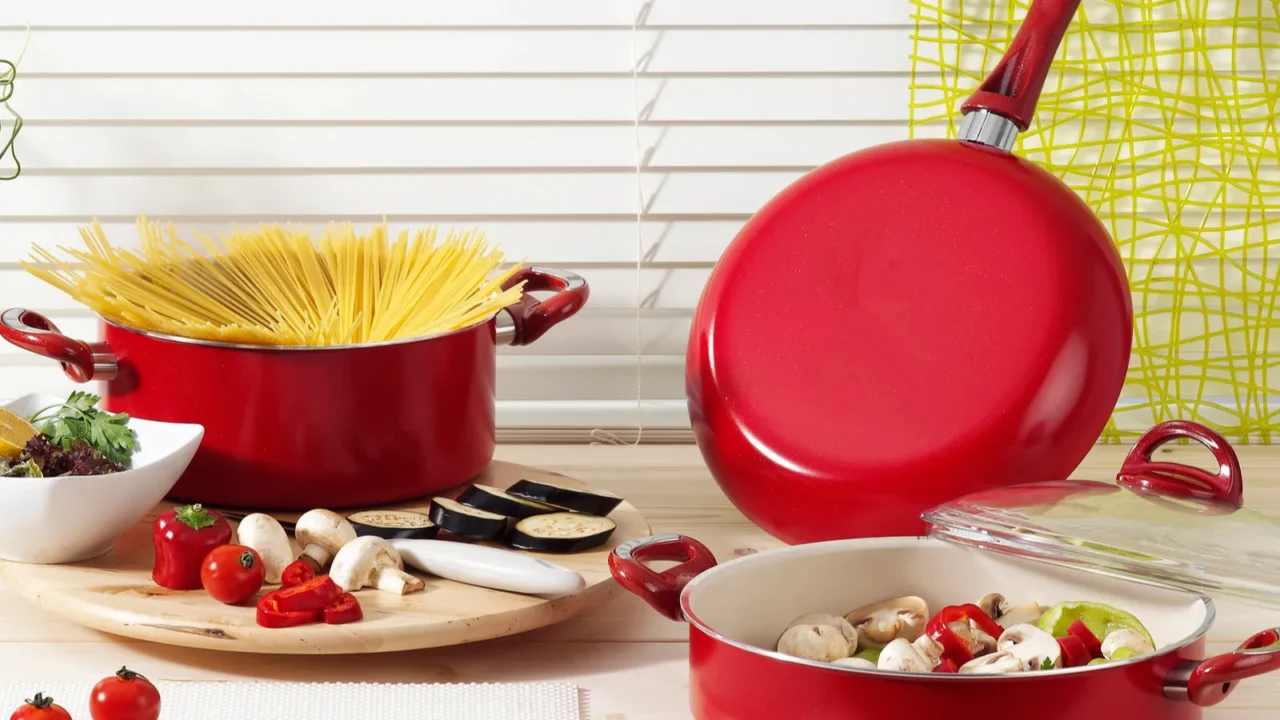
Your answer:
[89,666,161,720]
[201,544,266,605]
[10,693,71,720]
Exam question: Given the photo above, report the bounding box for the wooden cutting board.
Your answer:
[0,461,649,654]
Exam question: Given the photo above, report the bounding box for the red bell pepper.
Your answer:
[152,503,232,590]
[323,593,363,625]
[1067,619,1104,659]
[933,658,959,673]
[256,591,322,629]
[925,604,1004,667]
[273,575,342,613]
[281,559,315,588]
[1057,634,1092,667]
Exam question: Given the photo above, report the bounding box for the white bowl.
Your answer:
[0,393,203,564]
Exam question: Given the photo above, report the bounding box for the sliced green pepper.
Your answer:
[1038,601,1155,647]
[852,648,882,665]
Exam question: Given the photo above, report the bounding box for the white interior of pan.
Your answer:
[683,537,1209,673]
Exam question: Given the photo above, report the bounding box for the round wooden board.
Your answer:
[0,461,650,654]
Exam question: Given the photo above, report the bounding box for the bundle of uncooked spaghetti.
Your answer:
[24,217,526,346]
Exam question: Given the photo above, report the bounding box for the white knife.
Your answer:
[389,538,586,597]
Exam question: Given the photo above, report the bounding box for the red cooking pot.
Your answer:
[687,0,1134,543]
[0,266,587,510]
[610,422,1280,719]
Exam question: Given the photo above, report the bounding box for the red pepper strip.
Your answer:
[323,593,363,625]
[1067,619,1104,659]
[281,560,315,588]
[256,592,322,629]
[956,603,1004,640]
[1057,634,1091,668]
[273,575,342,613]
[927,604,1005,667]
[933,658,959,674]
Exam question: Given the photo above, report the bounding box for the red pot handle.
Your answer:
[609,534,718,622]
[496,267,589,347]
[1170,628,1280,706]
[1116,420,1243,509]
[0,308,117,382]
[961,0,1083,130]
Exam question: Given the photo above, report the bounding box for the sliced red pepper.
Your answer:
[256,591,322,629]
[926,604,1003,667]
[273,575,341,613]
[281,559,315,588]
[933,658,959,674]
[323,592,363,625]
[1057,634,1092,668]
[1067,619,1104,659]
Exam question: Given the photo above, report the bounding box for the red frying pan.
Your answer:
[687,0,1132,545]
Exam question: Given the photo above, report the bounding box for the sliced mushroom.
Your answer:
[234,513,292,585]
[1101,628,1155,660]
[844,596,929,649]
[997,623,1062,671]
[788,613,858,651]
[978,593,1045,629]
[947,620,998,656]
[330,536,425,595]
[910,634,943,669]
[295,509,357,572]
[877,637,932,672]
[959,651,1024,675]
[776,624,851,662]
[832,657,877,670]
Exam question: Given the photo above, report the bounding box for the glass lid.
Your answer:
[923,420,1280,607]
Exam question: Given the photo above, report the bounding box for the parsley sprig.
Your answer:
[28,391,136,466]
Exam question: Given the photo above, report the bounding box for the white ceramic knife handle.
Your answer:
[390,539,586,597]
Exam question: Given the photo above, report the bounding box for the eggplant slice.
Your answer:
[506,478,624,516]
[347,510,439,540]
[506,512,617,553]
[429,497,509,540]
[458,484,561,519]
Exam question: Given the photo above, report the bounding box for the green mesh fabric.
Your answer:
[909,0,1280,442]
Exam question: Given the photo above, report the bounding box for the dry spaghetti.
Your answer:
[24,217,527,347]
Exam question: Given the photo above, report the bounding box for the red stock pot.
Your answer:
[0,266,587,510]
[610,422,1280,719]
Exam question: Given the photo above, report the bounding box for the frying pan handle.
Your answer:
[1116,420,1243,510]
[609,534,718,622]
[1166,627,1280,706]
[960,0,1083,132]
[495,267,589,347]
[0,308,117,382]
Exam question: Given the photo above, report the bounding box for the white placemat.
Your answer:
[0,681,580,720]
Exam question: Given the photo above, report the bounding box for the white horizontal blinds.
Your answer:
[0,0,912,439]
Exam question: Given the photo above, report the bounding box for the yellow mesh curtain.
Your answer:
[910,0,1280,443]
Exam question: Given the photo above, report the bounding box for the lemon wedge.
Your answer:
[0,408,40,459]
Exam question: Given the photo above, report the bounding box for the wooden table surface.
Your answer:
[2,443,1278,718]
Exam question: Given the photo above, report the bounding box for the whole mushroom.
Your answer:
[295,509,357,572]
[234,513,292,585]
[330,536,426,595]
[776,624,851,662]
[877,637,932,672]
[997,623,1062,671]
[978,593,1045,629]
[844,596,929,649]
[959,651,1023,675]
[1101,628,1155,660]
[788,613,858,650]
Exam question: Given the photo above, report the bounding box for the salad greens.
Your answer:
[29,391,136,466]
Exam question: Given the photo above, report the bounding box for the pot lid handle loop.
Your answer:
[1117,420,1243,510]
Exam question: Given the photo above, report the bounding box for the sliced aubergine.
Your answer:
[506,478,624,516]
[347,510,439,540]
[429,497,508,540]
[506,512,617,553]
[458,484,561,519]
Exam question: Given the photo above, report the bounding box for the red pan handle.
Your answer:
[609,534,718,622]
[1165,628,1280,706]
[496,267,589,347]
[1116,420,1243,509]
[961,0,1083,130]
[0,308,117,382]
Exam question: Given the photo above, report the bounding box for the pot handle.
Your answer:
[1116,420,1243,509]
[609,534,718,622]
[1166,627,1280,706]
[495,267,589,347]
[0,308,117,382]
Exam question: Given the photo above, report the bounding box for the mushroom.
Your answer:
[844,596,929,649]
[788,613,858,650]
[295,509,357,571]
[911,634,943,668]
[877,637,932,672]
[1101,629,1155,660]
[234,513,292,585]
[832,657,877,670]
[997,623,1062,671]
[776,624,851,662]
[330,536,425,595]
[978,593,1045,629]
[947,620,998,656]
[959,651,1024,675]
